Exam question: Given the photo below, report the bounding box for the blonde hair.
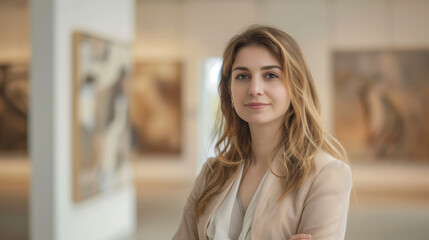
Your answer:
[195,25,347,218]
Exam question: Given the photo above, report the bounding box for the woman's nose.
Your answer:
[249,78,263,96]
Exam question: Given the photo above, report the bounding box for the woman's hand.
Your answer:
[288,234,312,240]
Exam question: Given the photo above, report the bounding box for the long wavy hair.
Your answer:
[195,25,347,218]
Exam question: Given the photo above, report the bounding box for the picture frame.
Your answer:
[73,32,131,202]
[333,49,429,163]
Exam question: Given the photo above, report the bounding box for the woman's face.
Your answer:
[230,45,290,127]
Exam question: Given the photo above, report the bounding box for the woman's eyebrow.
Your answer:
[232,66,249,72]
[232,65,282,72]
[261,65,282,70]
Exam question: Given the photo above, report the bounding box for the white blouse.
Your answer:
[207,164,269,240]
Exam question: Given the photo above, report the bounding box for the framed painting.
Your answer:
[333,50,429,163]
[130,61,182,156]
[0,62,29,157]
[73,32,131,202]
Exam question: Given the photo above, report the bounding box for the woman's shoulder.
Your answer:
[198,157,220,180]
[200,157,217,173]
[290,151,352,201]
[312,151,352,182]
[314,151,350,171]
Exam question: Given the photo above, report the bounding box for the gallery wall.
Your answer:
[0,0,30,62]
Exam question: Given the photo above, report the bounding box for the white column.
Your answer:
[30,0,136,239]
[30,0,55,238]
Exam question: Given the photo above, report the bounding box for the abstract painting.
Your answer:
[333,50,429,162]
[73,32,131,202]
[0,62,28,157]
[130,61,182,156]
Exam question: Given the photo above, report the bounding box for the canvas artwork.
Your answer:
[73,32,131,202]
[0,62,29,156]
[333,50,429,162]
[130,61,182,156]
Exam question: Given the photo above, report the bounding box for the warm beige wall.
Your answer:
[331,0,429,48]
[0,0,30,62]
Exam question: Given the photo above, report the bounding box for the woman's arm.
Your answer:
[289,234,312,240]
[296,160,353,239]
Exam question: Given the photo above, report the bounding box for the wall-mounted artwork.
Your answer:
[130,61,182,156]
[333,50,429,162]
[0,62,28,157]
[73,32,131,202]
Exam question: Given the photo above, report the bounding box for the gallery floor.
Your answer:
[1,161,429,240]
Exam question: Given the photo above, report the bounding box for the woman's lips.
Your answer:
[245,102,270,109]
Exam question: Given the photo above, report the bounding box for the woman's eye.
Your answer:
[265,73,278,79]
[235,74,249,80]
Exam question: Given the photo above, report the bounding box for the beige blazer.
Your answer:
[173,151,353,240]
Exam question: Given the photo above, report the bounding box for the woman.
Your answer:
[174,25,352,240]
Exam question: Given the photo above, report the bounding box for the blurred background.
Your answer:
[0,0,428,239]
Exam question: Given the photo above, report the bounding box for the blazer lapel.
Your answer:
[251,152,283,239]
[197,163,243,240]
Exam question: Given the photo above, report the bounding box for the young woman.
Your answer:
[174,25,352,240]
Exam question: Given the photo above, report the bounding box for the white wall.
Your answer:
[30,0,136,239]
[134,0,429,179]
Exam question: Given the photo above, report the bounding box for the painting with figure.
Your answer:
[73,32,131,202]
[0,62,28,156]
[130,61,182,156]
[333,50,429,162]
